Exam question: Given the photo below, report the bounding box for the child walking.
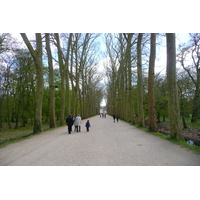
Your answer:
[85,120,91,132]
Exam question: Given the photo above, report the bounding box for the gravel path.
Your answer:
[0,115,200,166]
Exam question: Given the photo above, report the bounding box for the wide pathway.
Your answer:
[0,115,200,166]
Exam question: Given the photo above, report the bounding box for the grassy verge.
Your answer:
[132,124,200,153]
[0,123,60,148]
[0,116,95,148]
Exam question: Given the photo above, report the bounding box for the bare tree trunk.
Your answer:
[137,33,144,127]
[74,34,80,116]
[65,33,72,116]
[118,34,125,119]
[126,33,136,124]
[166,33,184,140]
[79,33,89,118]
[54,33,65,125]
[148,33,157,131]
[45,33,56,128]
[69,42,75,116]
[20,33,43,133]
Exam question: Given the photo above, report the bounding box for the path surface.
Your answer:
[0,115,200,166]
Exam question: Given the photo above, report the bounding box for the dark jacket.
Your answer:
[66,116,74,126]
[85,121,91,128]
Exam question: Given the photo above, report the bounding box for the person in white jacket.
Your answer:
[75,114,82,132]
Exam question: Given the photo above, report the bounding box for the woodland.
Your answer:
[0,33,200,146]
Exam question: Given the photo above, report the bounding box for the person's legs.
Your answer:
[68,126,71,134]
[70,126,72,133]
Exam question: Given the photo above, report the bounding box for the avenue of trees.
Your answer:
[0,33,103,133]
[0,33,199,141]
[104,33,200,140]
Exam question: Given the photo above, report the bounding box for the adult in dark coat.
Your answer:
[116,115,119,122]
[66,115,74,134]
[113,114,116,122]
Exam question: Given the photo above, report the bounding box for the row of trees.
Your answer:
[0,33,104,133]
[105,33,200,140]
[1,33,199,140]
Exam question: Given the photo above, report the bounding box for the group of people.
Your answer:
[99,112,106,118]
[66,113,119,134]
[66,114,91,134]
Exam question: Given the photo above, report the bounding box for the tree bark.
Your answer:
[54,33,65,125]
[45,33,56,128]
[166,33,184,140]
[137,33,144,127]
[20,33,43,133]
[128,34,136,124]
[64,33,72,117]
[148,33,157,131]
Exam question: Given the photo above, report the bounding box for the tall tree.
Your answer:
[74,33,81,116]
[137,33,144,127]
[54,33,66,125]
[64,33,72,116]
[148,33,157,131]
[166,33,184,140]
[123,33,136,123]
[105,34,118,116]
[80,33,101,118]
[178,33,200,122]
[116,34,126,119]
[20,33,43,133]
[45,33,56,128]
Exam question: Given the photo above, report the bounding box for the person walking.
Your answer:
[75,114,82,132]
[73,116,76,131]
[116,115,119,122]
[66,115,74,134]
[85,120,91,132]
[113,114,116,122]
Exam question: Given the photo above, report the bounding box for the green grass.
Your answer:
[166,137,200,152]
[185,121,200,129]
[0,123,50,148]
